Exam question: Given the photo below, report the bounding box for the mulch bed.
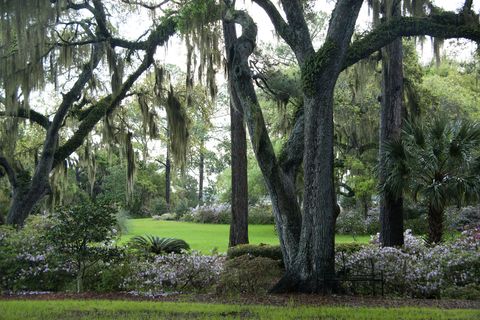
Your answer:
[1,292,479,309]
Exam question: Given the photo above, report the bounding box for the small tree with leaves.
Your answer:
[47,200,118,292]
[382,117,480,244]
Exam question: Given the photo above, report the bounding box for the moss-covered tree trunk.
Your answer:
[223,13,249,247]
[379,0,405,247]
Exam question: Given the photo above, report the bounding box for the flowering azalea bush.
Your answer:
[0,215,70,291]
[338,227,480,298]
[123,251,224,294]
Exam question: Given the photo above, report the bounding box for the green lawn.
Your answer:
[0,300,478,320]
[123,219,370,252]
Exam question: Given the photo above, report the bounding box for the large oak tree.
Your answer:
[223,0,480,292]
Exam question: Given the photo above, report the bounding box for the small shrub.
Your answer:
[340,228,480,298]
[47,201,118,293]
[442,284,480,300]
[191,204,231,224]
[451,206,480,230]
[82,250,134,292]
[227,244,283,261]
[336,210,366,236]
[248,203,274,224]
[130,235,190,254]
[152,197,169,215]
[0,215,71,292]
[335,243,365,254]
[152,213,176,221]
[228,243,365,263]
[123,251,224,293]
[217,255,282,294]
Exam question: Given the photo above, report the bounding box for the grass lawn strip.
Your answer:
[123,219,370,252]
[1,300,479,320]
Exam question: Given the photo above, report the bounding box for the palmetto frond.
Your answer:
[130,235,190,254]
[382,116,480,208]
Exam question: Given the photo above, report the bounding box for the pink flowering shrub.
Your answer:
[123,251,224,294]
[339,228,480,298]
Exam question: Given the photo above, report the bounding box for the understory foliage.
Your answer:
[123,251,223,294]
[130,235,190,254]
[217,255,283,294]
[340,228,480,298]
[1,214,478,299]
[183,202,274,224]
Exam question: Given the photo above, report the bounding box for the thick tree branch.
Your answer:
[279,111,304,177]
[464,0,473,12]
[0,108,51,130]
[344,14,480,71]
[53,17,177,167]
[252,0,296,48]
[278,0,314,64]
[0,154,17,188]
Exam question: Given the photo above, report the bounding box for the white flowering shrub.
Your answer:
[123,251,224,294]
[188,204,231,224]
[338,228,480,298]
[0,215,71,292]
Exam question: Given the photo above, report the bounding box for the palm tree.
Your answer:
[382,117,480,244]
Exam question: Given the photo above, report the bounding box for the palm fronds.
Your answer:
[130,235,190,254]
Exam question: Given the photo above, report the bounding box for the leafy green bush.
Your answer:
[227,244,283,261]
[228,243,366,264]
[82,252,134,292]
[248,203,275,224]
[47,201,119,292]
[217,255,282,294]
[442,284,480,300]
[0,215,70,292]
[152,197,169,215]
[336,210,367,235]
[153,213,177,221]
[130,235,190,254]
[336,243,366,254]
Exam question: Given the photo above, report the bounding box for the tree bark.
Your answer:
[198,146,205,205]
[6,41,104,225]
[379,0,405,247]
[223,7,301,263]
[428,205,444,244]
[165,144,171,212]
[223,12,249,247]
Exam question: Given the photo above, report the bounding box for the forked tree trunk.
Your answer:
[225,0,362,293]
[427,205,443,244]
[223,16,249,247]
[379,0,405,247]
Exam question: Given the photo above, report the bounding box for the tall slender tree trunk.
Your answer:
[223,14,249,247]
[427,205,443,244]
[379,0,404,247]
[198,143,204,205]
[165,146,171,212]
